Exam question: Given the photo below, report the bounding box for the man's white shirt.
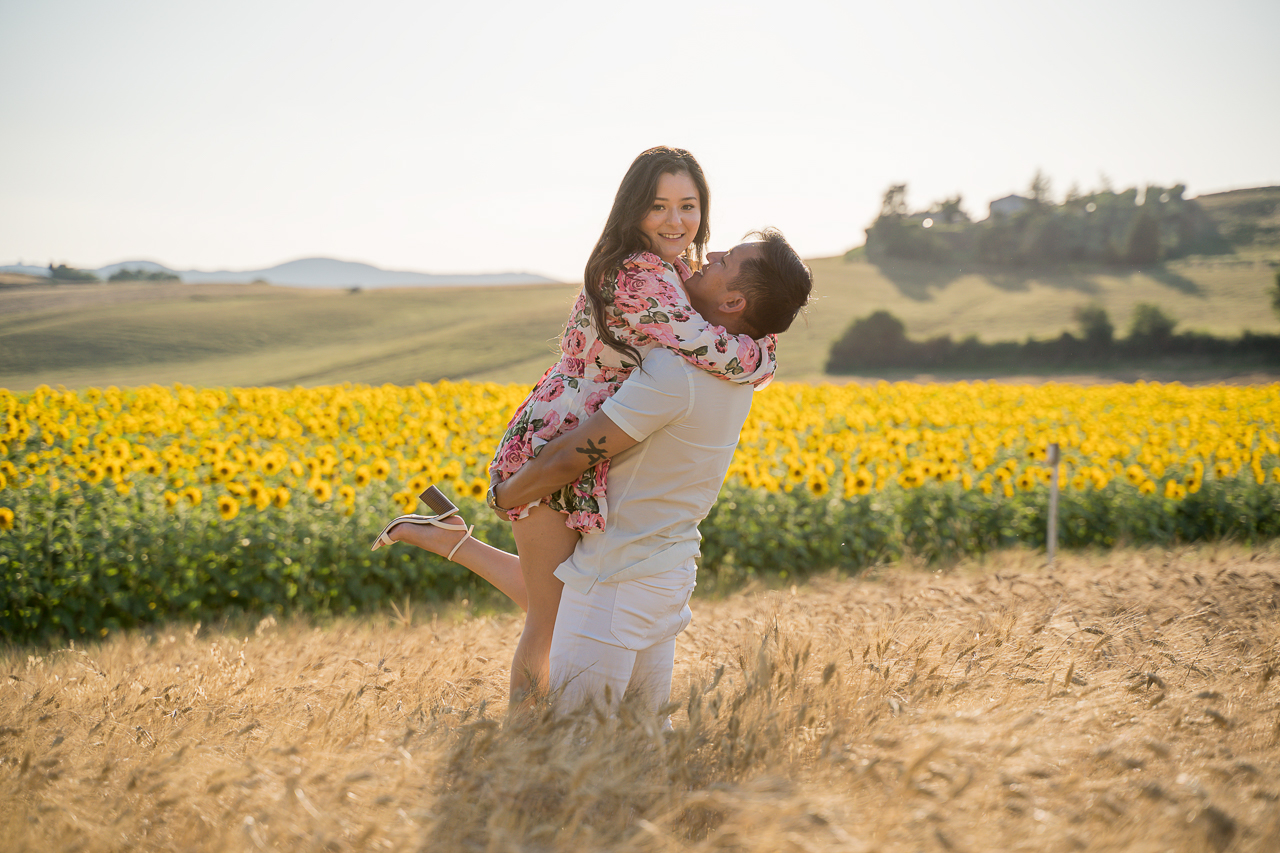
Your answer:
[553,348,756,594]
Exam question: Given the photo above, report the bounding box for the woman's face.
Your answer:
[639,171,701,264]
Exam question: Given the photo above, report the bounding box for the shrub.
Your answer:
[1127,303,1177,344]
[826,310,911,371]
[1073,303,1114,347]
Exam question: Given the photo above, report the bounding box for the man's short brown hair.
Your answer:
[731,228,813,336]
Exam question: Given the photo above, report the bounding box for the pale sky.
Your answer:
[2,0,1277,282]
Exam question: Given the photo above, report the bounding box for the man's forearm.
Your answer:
[495,440,594,508]
[494,411,639,510]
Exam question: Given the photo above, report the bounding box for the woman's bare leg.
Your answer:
[509,505,580,706]
[378,506,579,708]
[382,517,529,612]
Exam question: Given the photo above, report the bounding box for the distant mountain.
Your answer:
[0,264,53,278]
[0,258,560,287]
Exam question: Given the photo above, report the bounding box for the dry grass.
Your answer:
[2,544,1279,852]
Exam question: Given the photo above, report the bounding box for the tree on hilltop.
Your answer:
[880,184,908,219]
[48,263,99,282]
[1029,169,1053,207]
[1125,209,1162,265]
[108,268,179,282]
[934,194,969,224]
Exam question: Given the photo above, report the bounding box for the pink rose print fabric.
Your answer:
[490,252,777,533]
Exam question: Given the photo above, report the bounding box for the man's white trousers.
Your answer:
[550,560,696,716]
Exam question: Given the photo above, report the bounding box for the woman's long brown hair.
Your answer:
[581,146,710,365]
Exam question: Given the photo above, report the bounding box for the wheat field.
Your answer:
[2,544,1278,852]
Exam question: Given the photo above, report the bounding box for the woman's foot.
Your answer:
[371,513,473,560]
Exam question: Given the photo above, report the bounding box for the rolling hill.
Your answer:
[2,251,1277,391]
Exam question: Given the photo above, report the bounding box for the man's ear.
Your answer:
[720,291,747,316]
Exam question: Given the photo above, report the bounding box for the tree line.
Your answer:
[827,296,1280,374]
[44,264,179,282]
[863,173,1232,268]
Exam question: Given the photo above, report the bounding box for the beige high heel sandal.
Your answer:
[370,485,473,560]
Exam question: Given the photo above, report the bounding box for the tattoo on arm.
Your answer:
[575,436,609,467]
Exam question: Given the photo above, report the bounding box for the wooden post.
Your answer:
[1047,443,1060,566]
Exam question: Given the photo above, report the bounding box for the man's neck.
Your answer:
[709,310,753,338]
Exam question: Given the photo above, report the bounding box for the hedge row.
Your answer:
[4,475,1279,645]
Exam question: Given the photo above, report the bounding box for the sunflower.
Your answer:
[183,487,203,506]
[311,479,333,503]
[1164,480,1186,500]
[0,507,14,531]
[273,486,290,509]
[163,490,181,509]
[392,490,416,514]
[846,468,873,497]
[217,495,240,520]
[248,482,271,511]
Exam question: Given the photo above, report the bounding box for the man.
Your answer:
[391,228,812,716]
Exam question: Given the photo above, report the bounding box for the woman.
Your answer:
[374,146,776,705]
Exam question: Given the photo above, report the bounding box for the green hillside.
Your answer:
[783,253,1280,379]
[2,253,1278,391]
[0,281,579,391]
[1194,186,1280,249]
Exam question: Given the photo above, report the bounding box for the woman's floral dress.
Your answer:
[490,251,777,533]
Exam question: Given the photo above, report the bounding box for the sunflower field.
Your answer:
[2,381,1279,642]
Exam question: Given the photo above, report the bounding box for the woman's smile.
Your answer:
[640,171,701,264]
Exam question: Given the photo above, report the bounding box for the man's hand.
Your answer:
[494,410,639,510]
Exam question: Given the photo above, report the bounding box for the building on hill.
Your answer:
[988,194,1029,219]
